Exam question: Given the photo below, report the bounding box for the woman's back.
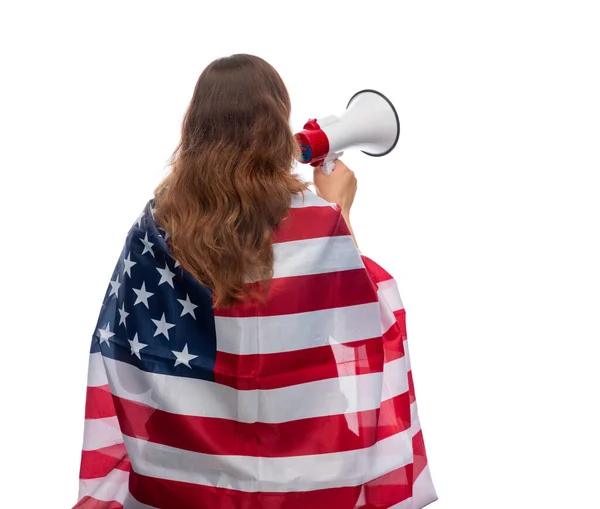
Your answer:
[73,189,437,509]
[71,53,436,509]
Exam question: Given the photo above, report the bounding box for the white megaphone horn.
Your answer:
[295,89,400,175]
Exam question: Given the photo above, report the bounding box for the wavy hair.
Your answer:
[154,54,308,307]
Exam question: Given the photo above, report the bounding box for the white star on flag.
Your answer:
[135,211,144,228]
[123,252,136,277]
[140,233,155,257]
[173,344,198,368]
[118,304,129,326]
[128,333,148,359]
[177,294,198,319]
[152,313,175,339]
[133,282,154,308]
[174,259,180,268]
[157,263,176,288]
[108,276,121,298]
[97,323,115,346]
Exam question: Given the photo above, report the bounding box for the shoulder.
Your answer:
[275,190,348,243]
[125,199,168,251]
[290,189,338,210]
[117,199,175,282]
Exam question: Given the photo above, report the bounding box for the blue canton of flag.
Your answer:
[92,200,218,382]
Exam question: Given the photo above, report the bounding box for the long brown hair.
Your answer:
[154,54,308,307]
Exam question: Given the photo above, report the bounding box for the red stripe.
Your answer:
[113,391,411,458]
[129,463,414,509]
[85,385,117,419]
[273,206,350,243]
[382,317,406,363]
[72,496,123,509]
[394,308,407,339]
[408,370,416,404]
[214,323,406,391]
[80,443,130,479]
[412,430,429,479]
[214,337,384,390]
[361,463,415,508]
[361,255,393,284]
[214,269,378,318]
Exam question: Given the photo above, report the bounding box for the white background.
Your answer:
[1,1,599,507]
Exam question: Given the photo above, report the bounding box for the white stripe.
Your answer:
[83,416,123,451]
[78,468,129,503]
[385,405,435,509]
[377,278,404,312]
[389,465,438,509]
[103,355,409,424]
[382,356,410,402]
[88,351,108,387]
[215,301,382,355]
[403,338,412,372]
[408,401,422,438]
[290,190,336,208]
[273,235,363,279]
[412,465,438,508]
[379,288,398,335]
[123,427,413,492]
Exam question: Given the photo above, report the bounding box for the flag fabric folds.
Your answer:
[73,189,437,509]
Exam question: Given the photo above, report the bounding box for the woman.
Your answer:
[72,54,437,509]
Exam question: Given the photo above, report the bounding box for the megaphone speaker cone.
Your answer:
[346,89,400,157]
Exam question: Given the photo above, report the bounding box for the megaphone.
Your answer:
[294,89,400,175]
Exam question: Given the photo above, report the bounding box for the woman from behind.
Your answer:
[72,54,437,509]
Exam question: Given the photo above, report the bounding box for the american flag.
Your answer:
[73,189,438,509]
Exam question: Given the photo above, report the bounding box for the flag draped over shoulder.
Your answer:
[73,189,437,509]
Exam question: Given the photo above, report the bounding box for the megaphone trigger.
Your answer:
[321,161,335,175]
[322,152,344,175]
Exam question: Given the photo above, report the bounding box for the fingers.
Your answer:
[312,166,325,188]
[333,159,350,173]
[313,159,349,178]
[313,160,355,189]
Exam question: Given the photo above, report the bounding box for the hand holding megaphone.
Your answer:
[294,89,400,175]
[313,159,358,211]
